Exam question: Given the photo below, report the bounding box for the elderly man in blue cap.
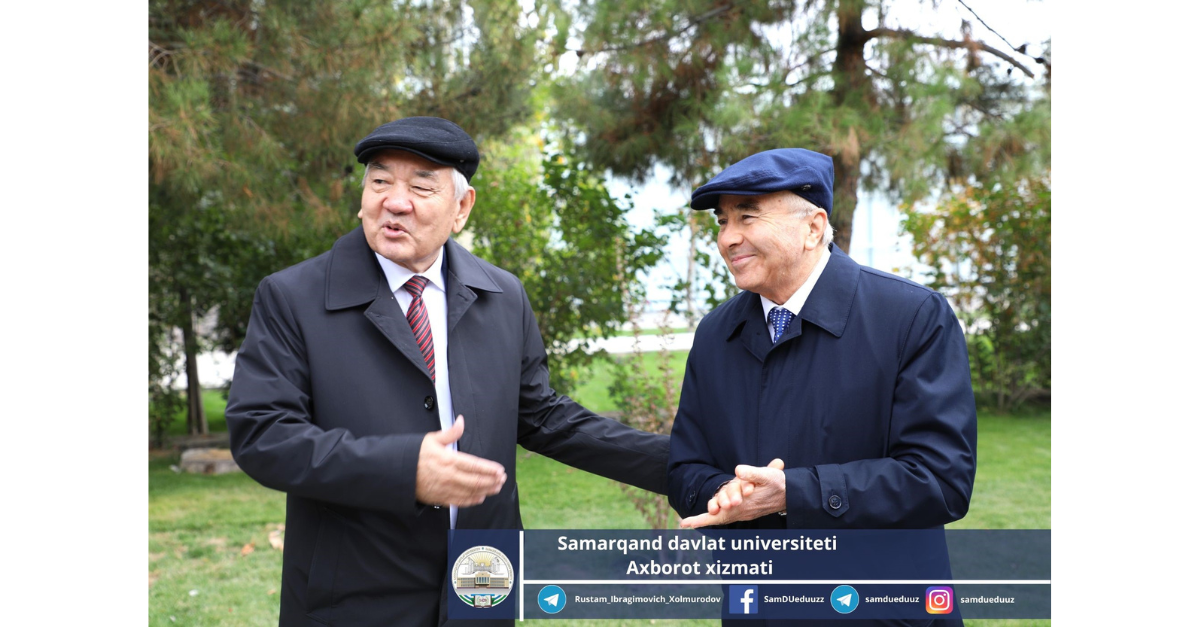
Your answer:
[667,148,977,535]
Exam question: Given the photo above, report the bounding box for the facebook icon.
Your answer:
[729,585,758,615]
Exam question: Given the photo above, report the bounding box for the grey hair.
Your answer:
[792,195,835,247]
[362,162,471,201]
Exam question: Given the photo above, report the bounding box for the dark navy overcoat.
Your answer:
[668,245,977,530]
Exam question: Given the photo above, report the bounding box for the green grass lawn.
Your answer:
[948,411,1051,530]
[162,389,230,436]
[149,452,287,626]
[611,326,692,338]
[574,326,693,339]
[570,351,690,413]
[150,351,1049,626]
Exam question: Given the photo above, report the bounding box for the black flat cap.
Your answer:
[354,116,480,181]
[690,148,834,217]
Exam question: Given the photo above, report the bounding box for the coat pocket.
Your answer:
[305,509,343,622]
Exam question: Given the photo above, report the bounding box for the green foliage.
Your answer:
[147,0,577,430]
[150,1,390,434]
[556,0,1051,315]
[902,174,1051,411]
[606,348,681,528]
[658,210,740,315]
[469,129,666,393]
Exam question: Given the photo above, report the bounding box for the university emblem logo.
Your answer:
[452,545,514,608]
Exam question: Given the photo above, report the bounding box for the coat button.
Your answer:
[828,494,842,510]
[424,396,436,411]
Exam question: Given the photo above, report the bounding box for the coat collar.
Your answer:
[725,243,860,343]
[325,226,501,311]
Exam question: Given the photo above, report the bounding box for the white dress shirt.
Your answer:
[374,246,458,528]
[760,245,832,341]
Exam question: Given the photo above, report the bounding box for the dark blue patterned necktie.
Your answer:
[769,306,795,344]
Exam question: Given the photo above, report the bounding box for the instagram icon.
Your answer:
[925,587,954,614]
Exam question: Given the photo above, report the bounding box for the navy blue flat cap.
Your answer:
[354,116,480,182]
[690,148,834,215]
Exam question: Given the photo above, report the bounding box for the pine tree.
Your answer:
[556,0,1049,301]
[149,0,542,436]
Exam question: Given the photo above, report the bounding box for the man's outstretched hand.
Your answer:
[679,458,785,528]
[415,416,506,507]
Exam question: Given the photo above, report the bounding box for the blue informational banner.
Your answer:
[447,529,1050,620]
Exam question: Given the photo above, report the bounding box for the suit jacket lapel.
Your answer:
[327,232,509,451]
[326,226,433,382]
[363,279,433,383]
[725,244,859,358]
[444,266,478,336]
[443,239,499,334]
[729,292,771,363]
[444,269,479,454]
[442,239,504,456]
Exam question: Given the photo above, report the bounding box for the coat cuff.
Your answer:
[783,464,851,528]
[693,473,736,517]
[392,433,425,514]
[784,467,818,528]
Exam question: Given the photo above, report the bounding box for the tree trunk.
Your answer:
[685,213,700,330]
[179,287,208,435]
[832,157,859,253]
[830,0,871,253]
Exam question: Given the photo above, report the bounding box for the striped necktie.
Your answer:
[403,276,436,380]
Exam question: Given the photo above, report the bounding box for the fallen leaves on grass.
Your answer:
[241,542,255,556]
[268,524,285,551]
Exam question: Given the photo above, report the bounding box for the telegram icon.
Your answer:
[538,585,566,614]
[830,585,860,614]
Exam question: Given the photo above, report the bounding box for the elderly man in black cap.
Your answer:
[226,116,669,627]
[667,147,977,535]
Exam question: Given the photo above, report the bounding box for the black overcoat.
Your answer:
[227,226,669,626]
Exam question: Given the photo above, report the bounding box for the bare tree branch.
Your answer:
[866,27,1035,78]
[782,48,836,76]
[149,40,176,70]
[955,0,1018,50]
[956,0,1050,75]
[784,69,832,88]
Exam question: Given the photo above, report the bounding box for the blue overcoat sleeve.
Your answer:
[782,293,977,528]
[667,353,737,518]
